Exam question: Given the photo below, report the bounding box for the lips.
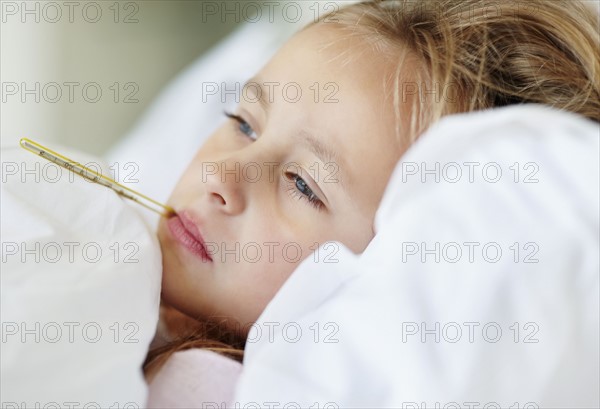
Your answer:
[167,210,213,262]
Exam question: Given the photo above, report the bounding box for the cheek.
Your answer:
[221,225,309,315]
[239,257,296,302]
[227,249,299,324]
[337,212,377,253]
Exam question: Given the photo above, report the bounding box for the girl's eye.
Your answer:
[286,172,325,211]
[224,111,258,141]
[223,111,323,211]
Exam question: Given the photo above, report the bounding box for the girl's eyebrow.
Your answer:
[243,78,348,192]
[243,78,271,113]
[297,130,346,190]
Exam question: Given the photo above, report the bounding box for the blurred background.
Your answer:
[1,0,317,154]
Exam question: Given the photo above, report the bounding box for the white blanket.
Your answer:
[1,145,162,407]
[234,105,600,408]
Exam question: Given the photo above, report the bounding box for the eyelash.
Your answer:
[224,110,325,211]
[286,174,325,211]
[224,110,258,141]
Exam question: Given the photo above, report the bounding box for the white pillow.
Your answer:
[1,143,161,407]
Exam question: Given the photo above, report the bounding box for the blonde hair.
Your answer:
[315,0,600,142]
[144,0,600,375]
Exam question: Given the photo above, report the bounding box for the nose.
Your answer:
[203,159,246,215]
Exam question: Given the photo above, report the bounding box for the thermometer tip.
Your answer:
[164,207,177,218]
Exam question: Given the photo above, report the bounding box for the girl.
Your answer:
[144,0,599,382]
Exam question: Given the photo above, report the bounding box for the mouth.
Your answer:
[166,210,213,262]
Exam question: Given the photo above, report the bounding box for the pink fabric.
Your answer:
[146,349,242,408]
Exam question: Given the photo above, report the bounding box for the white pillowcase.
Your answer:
[1,143,162,407]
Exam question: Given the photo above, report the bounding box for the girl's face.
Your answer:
[157,24,405,331]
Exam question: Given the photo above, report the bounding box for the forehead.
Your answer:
[254,24,404,214]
